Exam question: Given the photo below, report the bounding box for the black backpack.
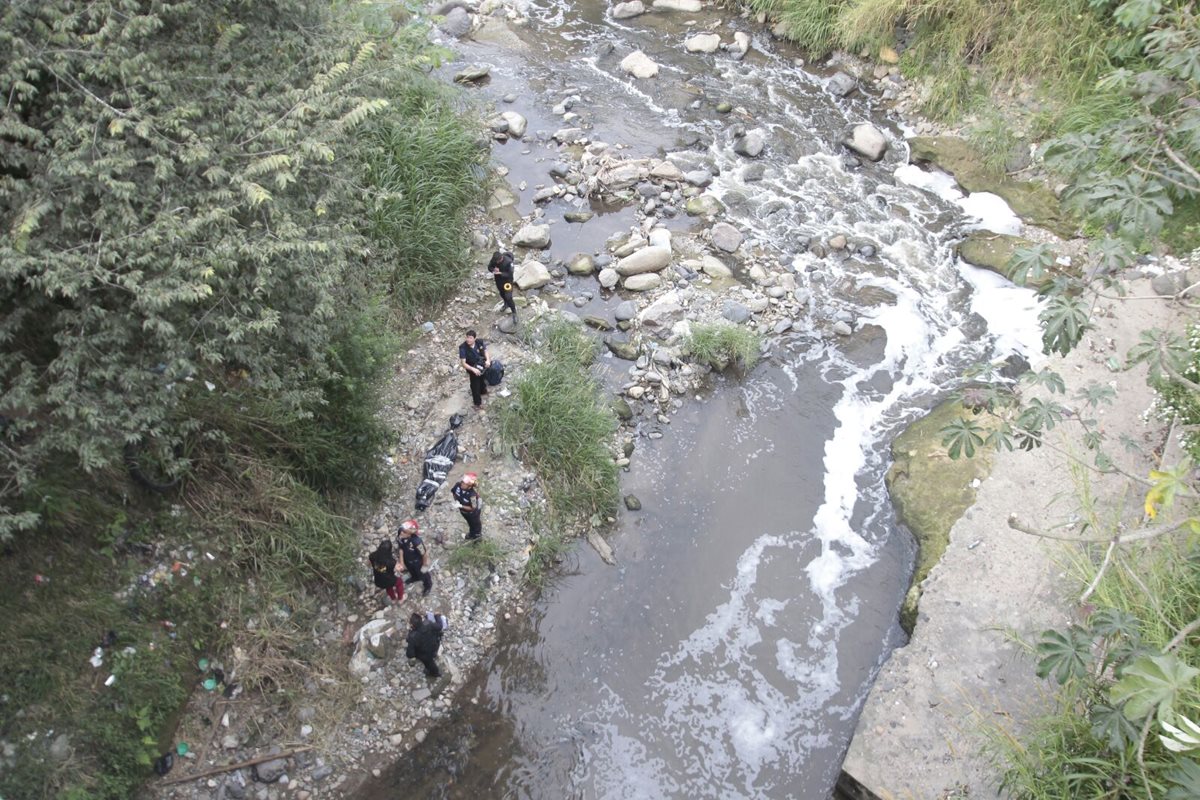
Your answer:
[484,359,505,386]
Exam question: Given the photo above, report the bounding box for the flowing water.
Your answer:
[358,1,1043,796]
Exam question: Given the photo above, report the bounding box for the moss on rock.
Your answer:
[887,400,998,633]
[910,136,1076,238]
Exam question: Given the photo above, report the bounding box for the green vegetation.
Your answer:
[523,508,572,588]
[445,537,507,572]
[0,1,484,796]
[497,320,620,525]
[686,323,763,373]
[754,0,1198,246]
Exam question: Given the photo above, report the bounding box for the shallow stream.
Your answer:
[357,1,1041,796]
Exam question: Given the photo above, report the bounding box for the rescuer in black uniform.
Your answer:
[451,472,483,542]
[488,250,517,321]
[397,519,433,596]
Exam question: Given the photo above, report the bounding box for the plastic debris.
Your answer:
[153,752,174,776]
[202,678,217,691]
[89,648,104,668]
[175,742,189,756]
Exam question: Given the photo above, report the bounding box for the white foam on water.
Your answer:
[958,261,1046,363]
[895,163,1023,235]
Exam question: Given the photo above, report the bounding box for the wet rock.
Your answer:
[515,260,553,289]
[549,162,572,178]
[701,255,733,278]
[624,494,643,511]
[843,123,888,162]
[685,33,721,53]
[567,254,596,275]
[639,290,684,327]
[826,71,857,97]
[957,231,1039,286]
[773,318,793,334]
[711,222,744,253]
[611,0,645,19]
[685,195,723,216]
[832,320,853,336]
[722,301,751,324]
[650,160,684,181]
[605,337,639,361]
[612,396,634,420]
[648,228,672,251]
[253,756,288,784]
[715,101,733,113]
[598,268,620,289]
[454,64,490,84]
[584,315,613,331]
[587,530,617,564]
[620,50,659,79]
[564,210,594,223]
[746,296,769,313]
[733,129,766,158]
[742,163,766,182]
[683,169,713,187]
[513,224,551,249]
[553,127,585,144]
[438,7,472,38]
[623,273,662,292]
[653,0,702,10]
[614,300,638,321]
[488,115,510,134]
[829,234,848,251]
[616,246,672,276]
[727,31,751,60]
[501,111,527,139]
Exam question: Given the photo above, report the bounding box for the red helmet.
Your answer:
[461,472,478,486]
[400,519,419,534]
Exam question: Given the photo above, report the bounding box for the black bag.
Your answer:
[414,430,459,511]
[484,360,505,387]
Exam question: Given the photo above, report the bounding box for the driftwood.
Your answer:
[159,745,313,786]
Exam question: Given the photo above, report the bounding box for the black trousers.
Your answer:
[404,561,433,594]
[497,284,516,314]
[468,371,486,406]
[416,652,440,678]
[461,509,482,540]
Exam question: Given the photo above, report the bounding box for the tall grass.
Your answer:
[496,321,620,521]
[360,79,488,315]
[743,0,845,54]
[686,323,763,373]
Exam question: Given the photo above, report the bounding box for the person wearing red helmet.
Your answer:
[397,519,432,596]
[451,472,483,541]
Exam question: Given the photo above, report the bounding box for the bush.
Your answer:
[686,323,763,373]
[496,322,620,521]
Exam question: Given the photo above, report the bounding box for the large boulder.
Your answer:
[722,301,751,324]
[910,136,1076,237]
[650,160,684,181]
[639,290,684,327]
[438,6,472,38]
[501,111,527,139]
[734,129,766,158]
[623,273,662,291]
[621,50,659,79]
[454,64,490,84]
[711,222,744,253]
[685,33,721,53]
[727,31,751,59]
[515,260,553,289]
[513,223,551,249]
[843,124,887,162]
[611,0,646,19]
[957,231,1044,287]
[826,71,857,97]
[653,0,702,9]
[685,195,723,216]
[701,255,733,278]
[616,246,672,276]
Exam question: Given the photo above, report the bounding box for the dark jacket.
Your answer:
[405,619,444,662]
[368,548,398,589]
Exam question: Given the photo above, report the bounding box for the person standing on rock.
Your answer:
[451,472,483,541]
[368,539,403,605]
[397,519,433,596]
[458,329,490,410]
[488,250,517,321]
[405,610,448,678]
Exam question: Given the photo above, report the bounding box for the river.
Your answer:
[357,0,1041,796]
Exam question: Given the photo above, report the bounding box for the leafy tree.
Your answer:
[0,1,465,536]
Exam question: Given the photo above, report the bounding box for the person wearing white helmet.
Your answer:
[397,519,432,596]
[450,472,483,541]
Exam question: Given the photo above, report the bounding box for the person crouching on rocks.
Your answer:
[405,610,448,678]
[368,539,402,605]
[397,519,433,596]
[488,250,517,321]
[458,329,490,410]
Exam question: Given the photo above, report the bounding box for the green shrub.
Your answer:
[445,538,507,572]
[744,0,845,55]
[497,322,619,520]
[686,323,763,373]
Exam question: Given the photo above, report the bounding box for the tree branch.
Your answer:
[1007,515,1192,546]
[1160,343,1200,394]
[1165,616,1200,653]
